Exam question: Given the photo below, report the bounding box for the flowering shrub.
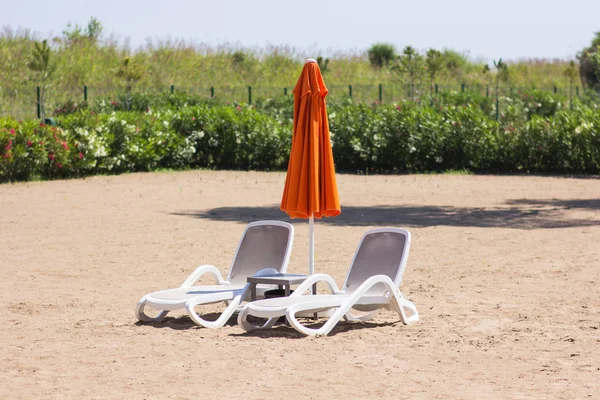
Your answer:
[1,97,599,183]
[515,89,566,119]
[0,118,73,181]
[53,99,89,116]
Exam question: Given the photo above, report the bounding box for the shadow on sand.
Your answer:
[172,199,600,230]
[228,319,400,339]
[134,313,399,338]
[134,313,239,330]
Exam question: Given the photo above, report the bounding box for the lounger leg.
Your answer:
[389,290,419,325]
[185,295,243,329]
[135,297,169,322]
[286,303,353,336]
[237,306,278,332]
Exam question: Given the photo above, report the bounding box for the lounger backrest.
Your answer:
[343,228,411,295]
[227,221,294,284]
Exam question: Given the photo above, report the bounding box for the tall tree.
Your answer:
[425,49,444,97]
[392,46,424,100]
[578,32,600,92]
[564,60,579,106]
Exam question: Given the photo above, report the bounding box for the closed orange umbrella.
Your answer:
[281,59,341,276]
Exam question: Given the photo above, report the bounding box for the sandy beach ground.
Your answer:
[1,170,599,399]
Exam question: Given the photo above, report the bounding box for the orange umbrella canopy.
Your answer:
[280,60,341,219]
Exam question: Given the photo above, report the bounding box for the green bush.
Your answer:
[514,89,566,118]
[367,43,397,68]
[1,97,599,183]
[437,90,495,116]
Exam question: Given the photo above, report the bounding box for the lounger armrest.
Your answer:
[290,274,342,296]
[347,275,397,301]
[181,265,226,288]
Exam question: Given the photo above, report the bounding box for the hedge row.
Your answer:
[1,97,599,182]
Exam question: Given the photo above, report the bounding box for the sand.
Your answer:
[1,171,599,399]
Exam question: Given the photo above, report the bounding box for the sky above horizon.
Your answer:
[1,0,599,62]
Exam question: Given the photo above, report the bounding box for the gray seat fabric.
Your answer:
[228,224,291,285]
[344,231,409,295]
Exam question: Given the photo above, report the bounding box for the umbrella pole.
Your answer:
[308,214,315,278]
[309,214,318,318]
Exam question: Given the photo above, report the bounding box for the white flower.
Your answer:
[435,156,443,163]
[94,146,107,157]
[409,146,416,153]
[163,120,169,128]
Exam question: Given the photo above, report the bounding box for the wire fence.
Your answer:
[0,82,589,122]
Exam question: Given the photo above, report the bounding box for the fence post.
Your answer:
[84,85,88,102]
[379,83,382,102]
[248,86,252,105]
[553,86,557,94]
[348,85,352,99]
[284,87,287,96]
[486,85,489,97]
[435,84,439,94]
[570,89,573,110]
[576,86,579,97]
[36,86,41,119]
[461,83,465,92]
[171,85,174,94]
[210,87,214,98]
[496,99,499,121]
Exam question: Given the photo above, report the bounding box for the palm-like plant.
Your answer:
[115,57,144,110]
[28,40,55,120]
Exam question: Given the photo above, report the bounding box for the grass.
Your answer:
[0,27,588,121]
[443,169,474,175]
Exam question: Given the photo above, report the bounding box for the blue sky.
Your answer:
[1,0,598,62]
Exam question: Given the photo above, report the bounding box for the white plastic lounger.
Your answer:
[135,220,294,328]
[237,228,419,336]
